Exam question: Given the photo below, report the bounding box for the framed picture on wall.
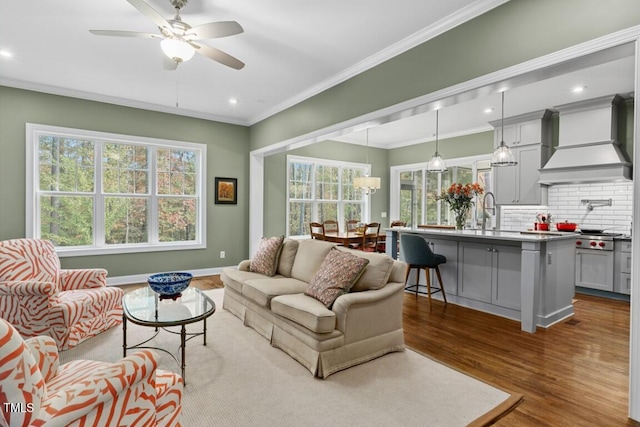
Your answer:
[215,177,238,204]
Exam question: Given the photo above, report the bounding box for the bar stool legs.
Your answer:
[404,264,447,308]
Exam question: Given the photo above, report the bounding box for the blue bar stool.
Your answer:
[400,234,448,308]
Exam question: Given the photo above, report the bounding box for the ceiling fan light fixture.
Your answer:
[161,38,195,62]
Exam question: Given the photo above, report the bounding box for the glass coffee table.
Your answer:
[122,286,216,384]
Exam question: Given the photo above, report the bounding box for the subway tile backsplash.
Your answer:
[499,182,633,235]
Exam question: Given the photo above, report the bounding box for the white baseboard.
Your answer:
[106,266,230,287]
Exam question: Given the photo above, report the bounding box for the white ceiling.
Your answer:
[0,0,493,125]
[0,0,635,150]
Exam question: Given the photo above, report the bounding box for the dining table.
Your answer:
[319,231,381,247]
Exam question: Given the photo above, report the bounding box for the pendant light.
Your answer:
[490,91,518,167]
[354,128,381,195]
[426,108,447,173]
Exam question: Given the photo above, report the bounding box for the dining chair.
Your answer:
[390,220,407,227]
[345,219,359,236]
[399,233,448,309]
[350,222,380,252]
[310,222,326,240]
[323,219,339,233]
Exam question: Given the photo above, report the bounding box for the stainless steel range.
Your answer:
[575,232,621,291]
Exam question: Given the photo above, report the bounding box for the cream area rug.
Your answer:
[60,289,522,426]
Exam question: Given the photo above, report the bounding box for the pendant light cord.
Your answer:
[500,91,504,144]
[435,109,439,154]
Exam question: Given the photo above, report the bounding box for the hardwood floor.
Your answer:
[147,276,637,426]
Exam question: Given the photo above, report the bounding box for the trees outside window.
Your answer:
[27,124,205,256]
[287,156,368,237]
[395,157,492,229]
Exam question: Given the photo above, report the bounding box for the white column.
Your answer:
[629,35,640,422]
[520,241,540,333]
[249,152,264,257]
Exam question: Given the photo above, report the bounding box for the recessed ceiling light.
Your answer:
[0,49,13,58]
[229,98,238,105]
[484,108,494,114]
[572,86,586,93]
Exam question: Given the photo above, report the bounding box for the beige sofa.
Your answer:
[221,239,407,378]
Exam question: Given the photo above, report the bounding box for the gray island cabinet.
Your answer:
[385,228,576,333]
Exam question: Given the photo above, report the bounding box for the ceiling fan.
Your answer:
[90,0,244,70]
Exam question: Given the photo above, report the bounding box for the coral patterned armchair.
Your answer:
[0,238,123,350]
[0,318,183,426]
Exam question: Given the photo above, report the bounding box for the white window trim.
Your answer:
[389,154,491,225]
[286,155,370,237]
[26,123,207,257]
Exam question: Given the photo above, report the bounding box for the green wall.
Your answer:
[0,86,250,276]
[389,132,494,167]
[251,0,640,150]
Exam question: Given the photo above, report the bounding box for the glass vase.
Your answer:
[454,209,468,230]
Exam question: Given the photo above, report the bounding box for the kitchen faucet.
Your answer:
[482,192,495,232]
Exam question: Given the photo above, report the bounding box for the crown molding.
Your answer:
[247,0,509,125]
[0,77,248,126]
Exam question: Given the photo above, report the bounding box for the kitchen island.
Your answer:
[385,228,577,333]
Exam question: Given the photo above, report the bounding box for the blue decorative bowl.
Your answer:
[147,272,193,299]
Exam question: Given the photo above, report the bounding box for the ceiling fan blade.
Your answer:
[188,21,244,40]
[163,56,179,70]
[89,30,161,39]
[193,42,245,70]
[127,0,171,30]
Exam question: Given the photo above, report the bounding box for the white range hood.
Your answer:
[538,94,632,185]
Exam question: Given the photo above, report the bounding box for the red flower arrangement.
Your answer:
[438,183,484,229]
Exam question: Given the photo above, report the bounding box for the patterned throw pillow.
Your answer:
[250,235,285,276]
[305,248,370,309]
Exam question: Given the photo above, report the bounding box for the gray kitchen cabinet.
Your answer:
[457,241,522,309]
[490,109,553,149]
[614,240,632,295]
[494,145,550,205]
[491,110,552,206]
[426,238,458,296]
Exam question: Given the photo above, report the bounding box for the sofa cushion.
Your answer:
[305,248,369,308]
[290,239,336,283]
[277,239,299,277]
[271,294,336,334]
[222,268,277,294]
[250,235,285,276]
[243,277,309,308]
[337,247,394,292]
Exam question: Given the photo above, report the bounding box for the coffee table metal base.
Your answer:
[122,316,208,384]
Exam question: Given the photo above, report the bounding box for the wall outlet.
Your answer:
[220,251,226,259]
[381,212,387,218]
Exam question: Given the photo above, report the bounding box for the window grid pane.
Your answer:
[103,143,149,195]
[40,195,94,246]
[289,162,313,200]
[315,165,339,201]
[39,136,95,193]
[105,197,148,244]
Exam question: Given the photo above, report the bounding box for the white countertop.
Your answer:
[385,227,578,243]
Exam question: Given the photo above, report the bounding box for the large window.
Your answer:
[392,156,492,229]
[287,156,369,237]
[26,124,206,256]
